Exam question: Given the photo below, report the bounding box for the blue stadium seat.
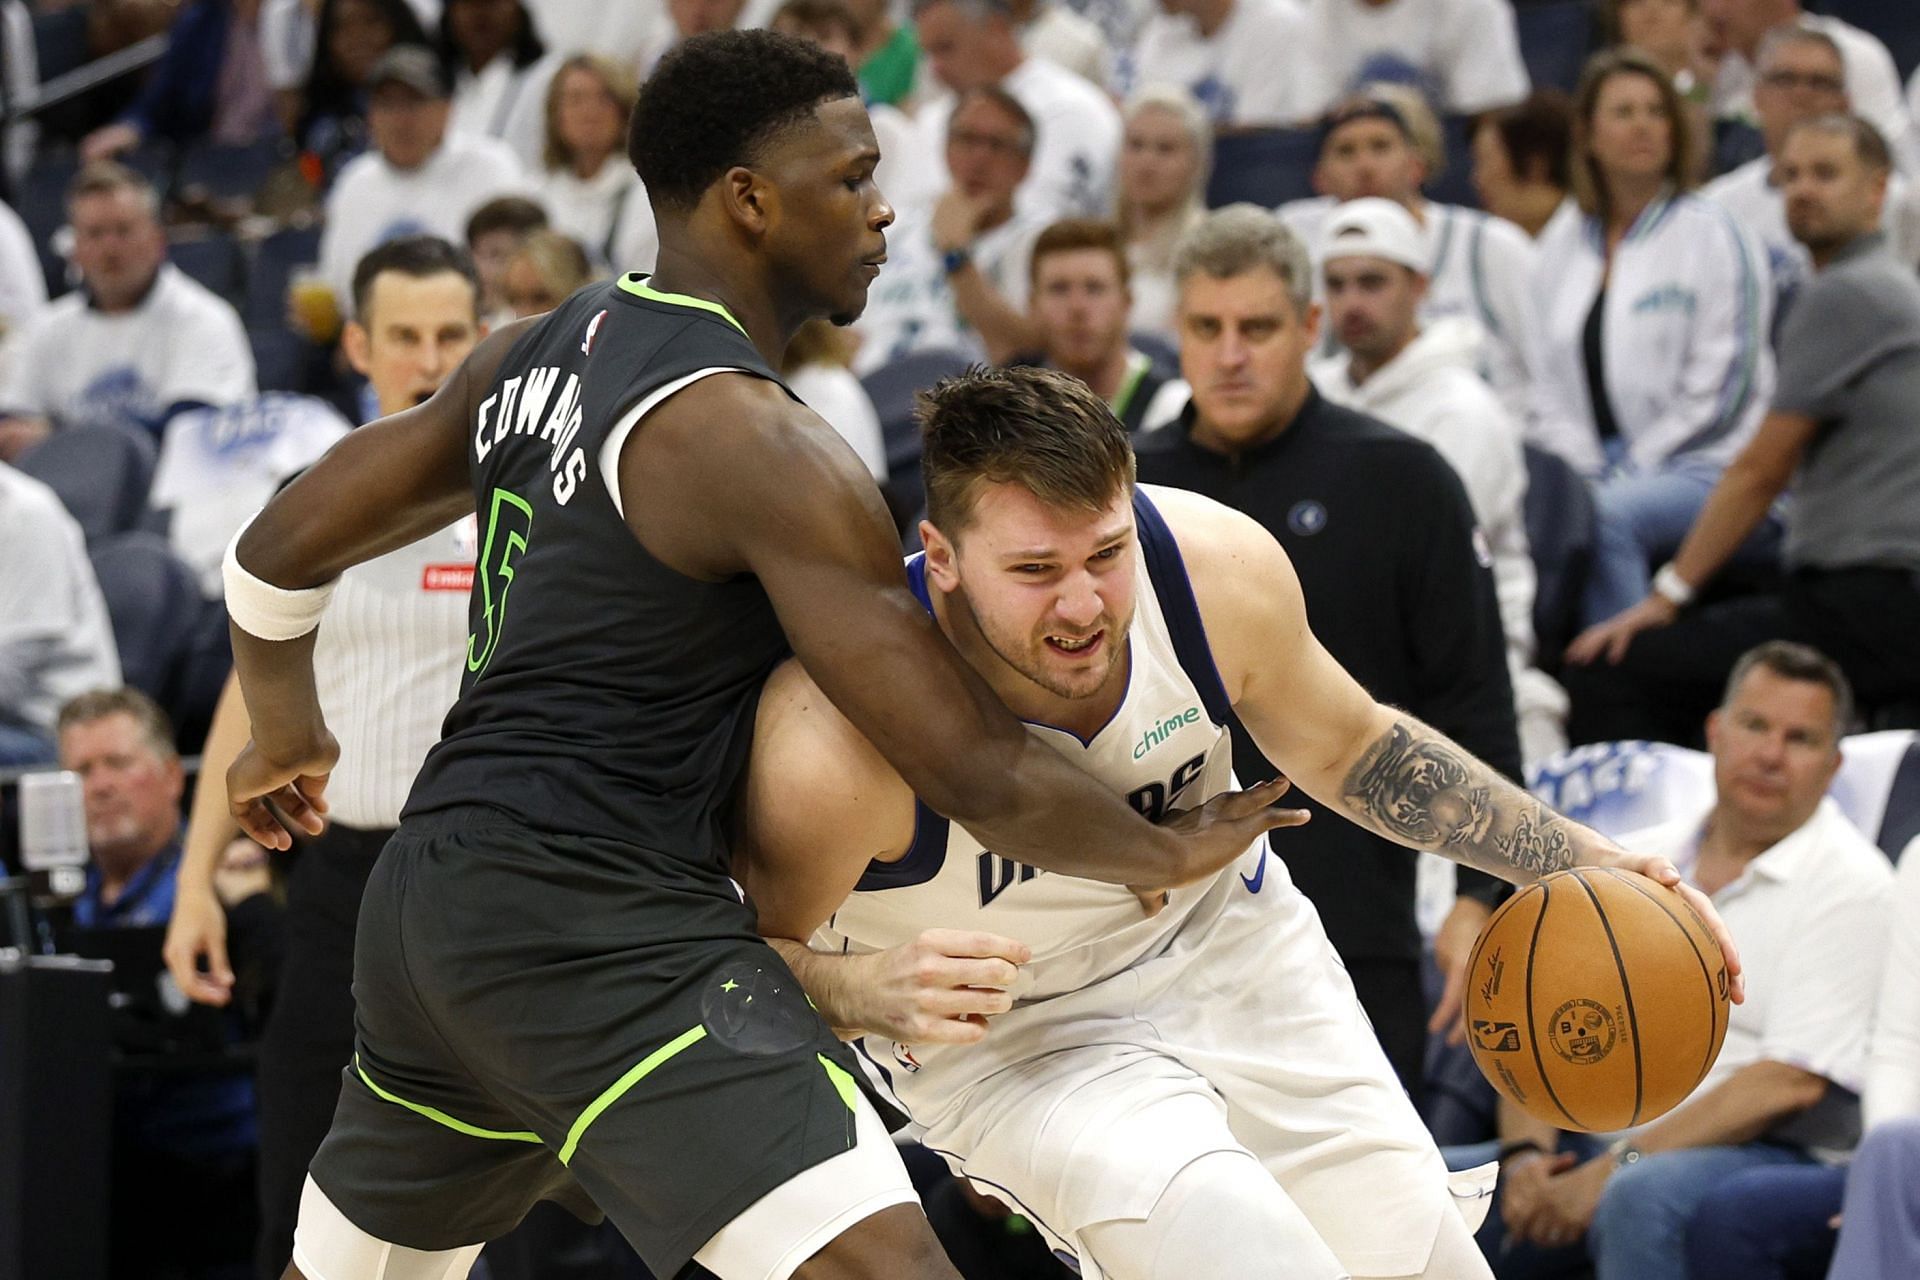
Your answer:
[30,6,89,82]
[1514,0,1598,95]
[175,138,288,204]
[1206,128,1322,209]
[87,532,230,751]
[1522,444,1596,668]
[861,348,974,527]
[1427,115,1480,210]
[245,223,322,330]
[15,426,158,545]
[15,151,77,298]
[249,328,308,393]
[169,232,244,306]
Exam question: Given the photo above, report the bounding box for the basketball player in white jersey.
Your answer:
[736,367,1745,1280]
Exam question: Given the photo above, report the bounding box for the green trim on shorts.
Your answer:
[558,1025,710,1166]
[353,1056,543,1144]
[818,1054,859,1114]
[616,274,748,336]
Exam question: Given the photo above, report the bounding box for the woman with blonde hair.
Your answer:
[1528,48,1776,632]
[1114,85,1211,340]
[533,52,658,272]
[502,228,595,319]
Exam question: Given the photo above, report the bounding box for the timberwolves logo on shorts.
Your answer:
[1548,999,1617,1065]
[1287,500,1328,537]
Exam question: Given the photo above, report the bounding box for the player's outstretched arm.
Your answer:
[630,375,1289,890]
[224,319,537,848]
[1162,488,1747,1001]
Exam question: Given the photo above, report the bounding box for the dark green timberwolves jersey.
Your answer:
[403,275,792,872]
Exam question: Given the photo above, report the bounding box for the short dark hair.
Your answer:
[56,688,177,761]
[1782,112,1892,174]
[1481,90,1573,190]
[628,29,860,214]
[351,235,481,323]
[919,366,1136,534]
[465,195,548,245]
[773,0,864,44]
[1030,218,1129,288]
[1722,641,1855,738]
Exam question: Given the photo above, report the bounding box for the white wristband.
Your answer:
[222,529,337,641]
[1651,563,1695,608]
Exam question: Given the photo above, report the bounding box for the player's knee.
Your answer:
[793,1203,957,1280]
[1083,1150,1345,1280]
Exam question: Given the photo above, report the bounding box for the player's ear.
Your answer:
[922,521,961,591]
[723,165,774,237]
[341,321,373,378]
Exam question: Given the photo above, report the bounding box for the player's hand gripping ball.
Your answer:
[1463,867,1729,1132]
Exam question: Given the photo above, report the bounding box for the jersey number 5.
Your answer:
[466,487,534,676]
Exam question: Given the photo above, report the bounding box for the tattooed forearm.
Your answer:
[1342,719,1583,882]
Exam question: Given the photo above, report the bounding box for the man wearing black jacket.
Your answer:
[1135,204,1523,1105]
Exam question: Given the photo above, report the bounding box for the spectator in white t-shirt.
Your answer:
[0,462,121,764]
[783,319,887,481]
[0,196,46,340]
[639,0,748,76]
[313,45,526,313]
[1114,0,1314,127]
[1704,27,1920,318]
[532,54,656,272]
[855,87,1049,372]
[1011,0,1109,88]
[908,0,1122,224]
[1278,88,1539,418]
[1700,0,1914,173]
[0,164,255,458]
[1294,0,1530,119]
[1114,85,1210,340]
[438,0,562,171]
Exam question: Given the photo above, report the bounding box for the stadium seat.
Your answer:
[1514,0,1598,95]
[1427,115,1480,211]
[1206,128,1322,209]
[87,532,230,753]
[15,425,158,545]
[246,223,322,330]
[175,137,288,204]
[168,231,244,307]
[1521,444,1596,669]
[249,327,308,393]
[15,151,77,298]
[29,5,89,82]
[861,348,974,529]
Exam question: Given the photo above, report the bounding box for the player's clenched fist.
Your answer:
[848,929,1033,1046]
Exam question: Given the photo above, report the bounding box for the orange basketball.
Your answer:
[1463,866,1730,1132]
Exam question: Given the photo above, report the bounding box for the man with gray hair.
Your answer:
[1135,203,1525,1106]
[1704,25,1920,319]
[1569,114,1920,745]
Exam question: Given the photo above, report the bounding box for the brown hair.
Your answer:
[1481,89,1574,190]
[1029,218,1130,289]
[1571,48,1698,219]
[543,53,639,173]
[1722,641,1855,738]
[510,230,594,296]
[56,687,177,762]
[919,366,1135,534]
[772,0,865,44]
[1782,112,1892,174]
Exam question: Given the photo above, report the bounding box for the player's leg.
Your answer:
[1078,1149,1347,1280]
[286,1175,486,1280]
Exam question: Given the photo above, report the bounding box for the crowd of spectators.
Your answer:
[3,1,1920,1278]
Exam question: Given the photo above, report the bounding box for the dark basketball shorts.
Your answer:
[304,808,906,1280]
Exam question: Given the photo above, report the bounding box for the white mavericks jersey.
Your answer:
[816,486,1250,1033]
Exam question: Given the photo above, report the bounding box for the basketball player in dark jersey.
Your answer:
[214,31,1291,1280]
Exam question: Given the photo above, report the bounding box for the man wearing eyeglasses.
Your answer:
[1703,23,1920,323]
[853,87,1051,372]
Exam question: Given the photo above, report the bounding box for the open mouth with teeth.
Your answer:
[1045,630,1104,656]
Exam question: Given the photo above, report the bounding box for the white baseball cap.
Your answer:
[1319,198,1430,275]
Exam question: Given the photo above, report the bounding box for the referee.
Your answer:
[164,237,489,1279]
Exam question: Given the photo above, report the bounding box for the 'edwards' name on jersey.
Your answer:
[472,363,589,504]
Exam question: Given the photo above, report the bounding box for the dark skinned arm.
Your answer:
[622,372,1290,887]
[225,320,538,845]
